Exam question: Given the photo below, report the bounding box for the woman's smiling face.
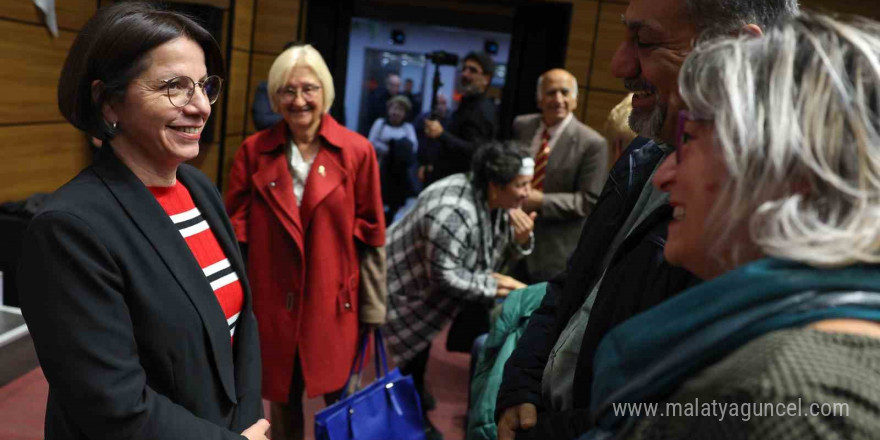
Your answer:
[109,37,211,168]
[654,117,730,279]
[278,66,324,135]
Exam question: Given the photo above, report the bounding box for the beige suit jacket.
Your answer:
[513,113,609,281]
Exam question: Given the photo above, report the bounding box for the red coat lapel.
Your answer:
[299,146,345,232]
[251,149,305,254]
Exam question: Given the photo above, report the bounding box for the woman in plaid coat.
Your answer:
[384,141,537,438]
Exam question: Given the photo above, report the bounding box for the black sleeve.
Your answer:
[513,408,594,440]
[438,102,496,157]
[495,277,563,421]
[18,211,246,440]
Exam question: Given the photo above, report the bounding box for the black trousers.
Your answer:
[400,342,432,414]
[270,355,343,440]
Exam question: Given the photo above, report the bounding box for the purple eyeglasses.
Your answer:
[674,110,713,162]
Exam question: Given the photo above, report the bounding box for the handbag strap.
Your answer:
[340,328,391,398]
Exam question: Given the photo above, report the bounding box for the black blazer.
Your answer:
[18,147,262,439]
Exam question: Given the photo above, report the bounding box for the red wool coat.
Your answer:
[226,114,385,401]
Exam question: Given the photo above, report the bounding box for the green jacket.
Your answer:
[467,283,548,440]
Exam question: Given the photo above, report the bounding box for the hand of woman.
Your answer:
[492,273,527,298]
[241,419,270,440]
[509,208,537,245]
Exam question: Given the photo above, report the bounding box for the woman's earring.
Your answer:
[111,121,118,129]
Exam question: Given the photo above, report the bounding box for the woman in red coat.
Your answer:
[225,44,386,440]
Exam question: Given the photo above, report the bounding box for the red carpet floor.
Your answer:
[0,324,472,440]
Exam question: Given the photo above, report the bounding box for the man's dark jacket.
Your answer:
[495,138,700,439]
[424,92,496,185]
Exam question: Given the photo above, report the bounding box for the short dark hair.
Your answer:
[463,52,496,77]
[58,2,224,141]
[685,0,800,40]
[471,141,530,192]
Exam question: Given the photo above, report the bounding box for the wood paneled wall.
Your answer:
[0,0,94,203]
[3,0,879,202]
[0,0,231,202]
[221,0,302,191]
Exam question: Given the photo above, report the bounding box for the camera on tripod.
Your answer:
[426,51,459,67]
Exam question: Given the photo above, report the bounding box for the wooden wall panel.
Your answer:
[188,142,220,181]
[589,2,627,92]
[564,1,599,88]
[576,86,589,126]
[0,21,75,124]
[233,0,255,51]
[226,49,250,135]
[252,0,300,54]
[802,0,880,18]
[246,53,276,134]
[584,90,627,136]
[0,123,90,202]
[220,135,244,192]
[0,0,96,31]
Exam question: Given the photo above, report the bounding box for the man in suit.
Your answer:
[512,69,608,283]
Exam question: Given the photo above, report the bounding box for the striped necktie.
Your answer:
[533,128,550,190]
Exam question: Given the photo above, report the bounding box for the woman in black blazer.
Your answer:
[17,3,266,439]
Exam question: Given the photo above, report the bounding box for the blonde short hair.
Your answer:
[267,44,335,113]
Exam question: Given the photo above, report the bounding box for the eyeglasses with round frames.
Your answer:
[675,110,713,163]
[155,75,223,108]
[279,84,321,103]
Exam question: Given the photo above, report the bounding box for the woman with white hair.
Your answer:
[584,13,880,439]
[225,44,386,440]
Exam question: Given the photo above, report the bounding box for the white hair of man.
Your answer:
[267,44,335,113]
[535,71,578,102]
[679,13,880,268]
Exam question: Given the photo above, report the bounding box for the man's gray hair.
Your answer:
[679,13,880,268]
[684,0,800,40]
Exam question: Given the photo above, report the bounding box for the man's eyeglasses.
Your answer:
[279,85,321,103]
[156,75,223,108]
[675,110,713,162]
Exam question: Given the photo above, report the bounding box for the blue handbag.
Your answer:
[315,328,426,440]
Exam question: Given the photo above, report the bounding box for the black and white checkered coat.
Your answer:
[384,173,532,366]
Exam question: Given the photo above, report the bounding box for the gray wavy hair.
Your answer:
[679,13,880,268]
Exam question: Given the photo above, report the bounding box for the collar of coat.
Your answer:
[254,113,350,153]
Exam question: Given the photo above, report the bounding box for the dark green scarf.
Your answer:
[589,258,880,430]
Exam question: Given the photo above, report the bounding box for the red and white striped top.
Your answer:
[149,182,243,344]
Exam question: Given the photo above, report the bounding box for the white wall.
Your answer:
[344,17,511,131]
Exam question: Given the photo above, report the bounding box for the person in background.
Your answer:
[225,44,386,440]
[368,95,418,161]
[601,93,637,170]
[361,72,401,135]
[402,78,422,122]
[495,0,798,438]
[416,92,451,183]
[589,13,880,438]
[512,68,609,283]
[18,3,267,439]
[368,95,419,222]
[252,41,298,131]
[385,141,536,440]
[423,52,497,185]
